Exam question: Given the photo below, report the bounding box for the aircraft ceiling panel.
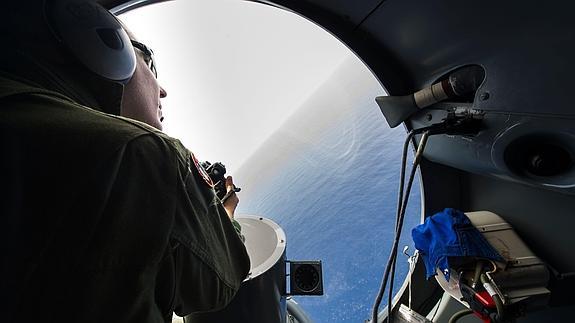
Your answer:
[254,0,383,29]
[359,0,575,117]
[98,0,125,9]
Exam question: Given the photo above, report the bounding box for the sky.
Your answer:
[120,0,355,173]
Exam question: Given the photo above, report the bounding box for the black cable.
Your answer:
[385,131,415,322]
[387,257,398,322]
[371,131,429,323]
[371,131,414,323]
[480,274,505,322]
[448,309,474,323]
[387,150,421,322]
[395,131,416,231]
[371,117,469,323]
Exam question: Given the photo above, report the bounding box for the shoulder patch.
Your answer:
[190,152,214,187]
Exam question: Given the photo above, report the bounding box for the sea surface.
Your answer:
[236,57,422,322]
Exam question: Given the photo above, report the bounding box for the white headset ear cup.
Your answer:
[45,0,136,82]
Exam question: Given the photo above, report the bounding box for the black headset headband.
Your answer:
[44,0,136,83]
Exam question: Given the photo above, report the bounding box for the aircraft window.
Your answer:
[122,1,422,321]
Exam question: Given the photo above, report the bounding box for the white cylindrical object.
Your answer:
[413,82,448,108]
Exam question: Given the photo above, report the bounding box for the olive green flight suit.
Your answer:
[0,75,250,323]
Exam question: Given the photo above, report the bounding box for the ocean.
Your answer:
[235,57,422,322]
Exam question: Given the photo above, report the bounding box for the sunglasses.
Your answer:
[131,40,157,78]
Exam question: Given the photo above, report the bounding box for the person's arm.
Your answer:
[222,176,245,242]
[222,176,239,219]
[170,146,250,315]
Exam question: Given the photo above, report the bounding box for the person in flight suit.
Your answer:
[0,1,250,322]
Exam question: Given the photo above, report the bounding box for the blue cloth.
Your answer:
[412,208,503,281]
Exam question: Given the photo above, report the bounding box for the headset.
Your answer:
[43,0,136,83]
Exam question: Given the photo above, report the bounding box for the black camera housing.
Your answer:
[201,161,228,200]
